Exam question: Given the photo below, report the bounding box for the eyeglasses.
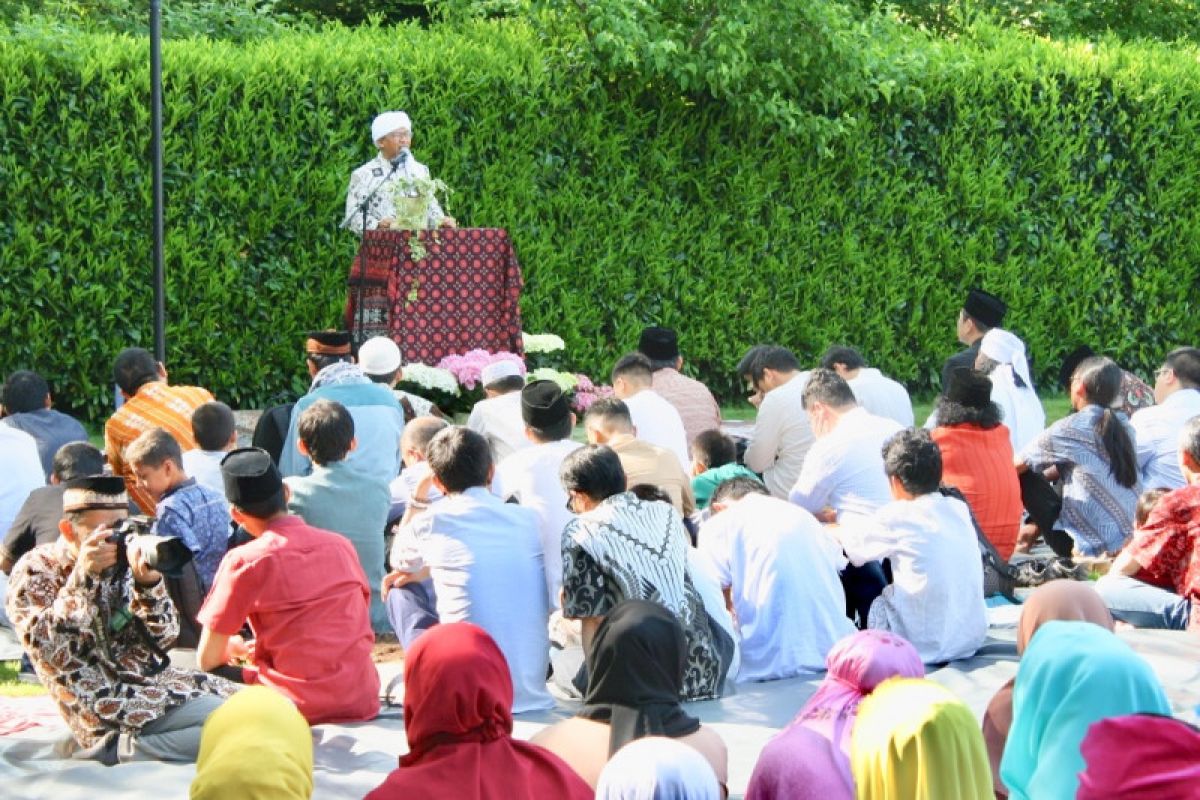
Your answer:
[564,491,576,513]
[1155,366,1173,379]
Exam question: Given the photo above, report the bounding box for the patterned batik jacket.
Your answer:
[4,540,236,748]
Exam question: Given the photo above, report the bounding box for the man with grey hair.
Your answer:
[1099,415,1200,630]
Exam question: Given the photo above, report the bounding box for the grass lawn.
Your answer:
[0,660,45,697]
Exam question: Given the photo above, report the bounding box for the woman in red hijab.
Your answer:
[365,622,592,800]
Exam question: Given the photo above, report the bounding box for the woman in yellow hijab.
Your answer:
[851,678,991,800]
[191,687,314,800]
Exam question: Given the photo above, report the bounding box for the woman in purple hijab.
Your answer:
[745,630,924,800]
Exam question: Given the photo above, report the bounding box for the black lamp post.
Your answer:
[150,0,165,362]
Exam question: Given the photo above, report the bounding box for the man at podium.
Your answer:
[344,111,457,234]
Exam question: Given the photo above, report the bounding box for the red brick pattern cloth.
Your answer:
[347,228,524,363]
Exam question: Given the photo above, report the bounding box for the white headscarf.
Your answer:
[371,111,412,144]
[596,737,721,800]
[980,328,1033,389]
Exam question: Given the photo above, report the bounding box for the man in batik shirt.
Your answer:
[5,476,235,764]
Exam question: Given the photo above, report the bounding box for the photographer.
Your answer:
[4,476,236,764]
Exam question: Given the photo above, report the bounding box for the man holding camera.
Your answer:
[4,476,236,764]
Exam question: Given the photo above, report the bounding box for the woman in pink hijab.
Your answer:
[1077,714,1200,799]
[744,630,924,800]
[980,579,1115,798]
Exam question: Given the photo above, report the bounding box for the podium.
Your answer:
[346,228,524,364]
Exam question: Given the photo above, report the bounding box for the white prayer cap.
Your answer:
[371,111,412,144]
[357,336,403,376]
[481,360,522,388]
[980,328,1033,388]
[596,737,721,800]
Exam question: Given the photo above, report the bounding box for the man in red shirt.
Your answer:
[1100,415,1200,631]
[196,448,380,723]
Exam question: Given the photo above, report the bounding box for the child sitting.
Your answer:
[690,429,761,510]
[183,401,239,501]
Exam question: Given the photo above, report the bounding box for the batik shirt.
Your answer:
[343,153,446,233]
[4,540,236,748]
[562,492,726,700]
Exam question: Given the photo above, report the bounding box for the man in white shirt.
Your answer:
[819,345,913,427]
[492,380,581,609]
[697,476,855,681]
[384,426,553,712]
[1132,347,1200,490]
[611,353,690,472]
[0,425,44,541]
[466,361,532,464]
[789,368,902,524]
[737,345,815,499]
[831,429,988,664]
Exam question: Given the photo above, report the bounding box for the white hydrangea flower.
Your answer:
[522,332,566,354]
[401,363,461,396]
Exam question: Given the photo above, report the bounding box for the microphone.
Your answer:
[390,148,409,170]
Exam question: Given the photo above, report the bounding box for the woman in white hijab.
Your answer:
[596,737,722,800]
[977,328,1045,452]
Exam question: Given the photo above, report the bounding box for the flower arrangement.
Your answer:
[398,333,614,420]
[437,350,526,392]
[389,175,450,231]
[571,372,615,414]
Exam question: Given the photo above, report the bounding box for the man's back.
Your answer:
[651,368,722,452]
[2,409,87,479]
[842,493,987,663]
[0,426,44,539]
[847,368,914,427]
[105,382,213,513]
[493,439,582,608]
[286,462,391,632]
[198,515,380,724]
[698,494,854,680]
[466,391,530,463]
[609,436,695,516]
[623,390,690,471]
[393,486,553,712]
[1132,389,1200,490]
[789,407,901,523]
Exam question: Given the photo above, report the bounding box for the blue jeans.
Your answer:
[384,579,439,649]
[1095,573,1190,630]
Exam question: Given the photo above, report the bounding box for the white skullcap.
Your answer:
[371,111,412,144]
[980,328,1033,388]
[481,360,522,388]
[357,336,403,376]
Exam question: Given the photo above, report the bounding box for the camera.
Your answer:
[106,516,193,577]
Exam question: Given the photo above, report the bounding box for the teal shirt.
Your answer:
[286,461,391,633]
[691,463,763,509]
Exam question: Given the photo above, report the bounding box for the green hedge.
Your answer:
[1,18,1199,421]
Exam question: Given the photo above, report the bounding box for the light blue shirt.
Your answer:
[1131,388,1200,490]
[286,461,391,633]
[392,486,553,712]
[278,382,405,483]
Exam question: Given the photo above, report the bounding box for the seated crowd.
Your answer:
[1,287,1199,798]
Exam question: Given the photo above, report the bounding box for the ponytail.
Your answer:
[1097,408,1138,488]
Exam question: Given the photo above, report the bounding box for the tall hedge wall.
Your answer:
[2,20,1199,420]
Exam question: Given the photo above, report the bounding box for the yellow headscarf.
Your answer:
[191,687,314,800]
[851,678,992,800]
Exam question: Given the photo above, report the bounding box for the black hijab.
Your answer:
[577,599,701,755]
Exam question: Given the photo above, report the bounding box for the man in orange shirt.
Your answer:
[105,348,214,513]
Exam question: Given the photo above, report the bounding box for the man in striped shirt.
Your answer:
[105,348,214,514]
